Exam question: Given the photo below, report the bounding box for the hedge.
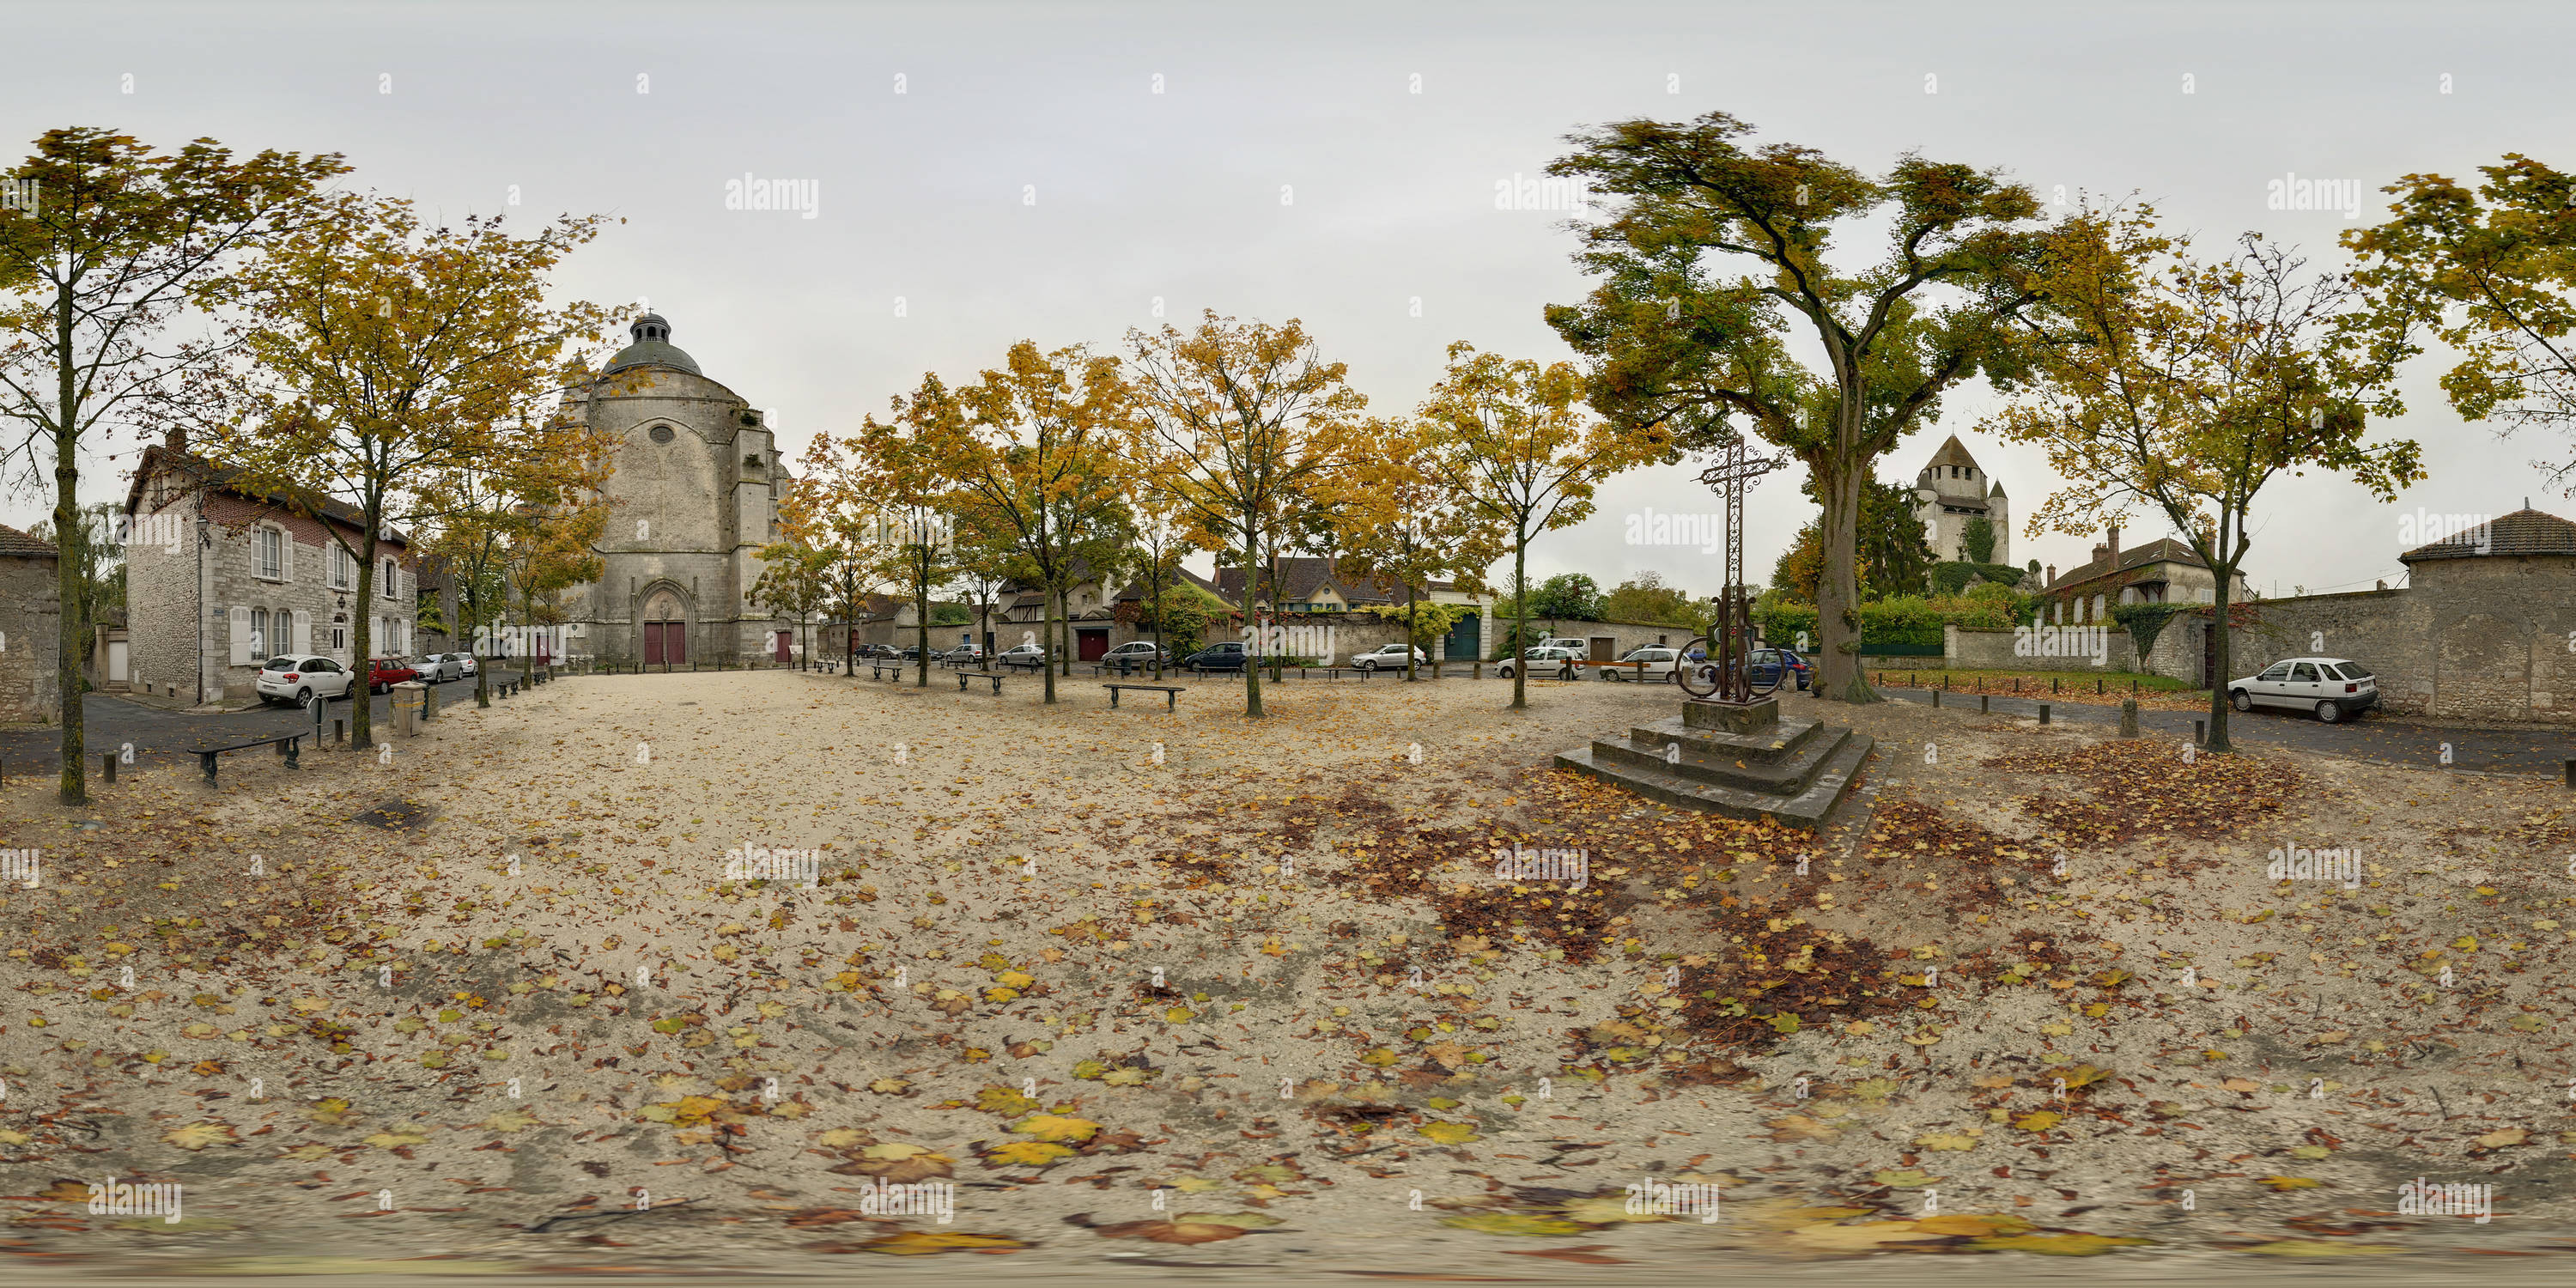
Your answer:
[1755,593,2028,653]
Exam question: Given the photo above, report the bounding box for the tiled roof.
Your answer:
[125,444,410,545]
[2045,537,2207,591]
[1216,556,1416,605]
[2398,508,2576,562]
[0,523,57,559]
[1922,434,1981,474]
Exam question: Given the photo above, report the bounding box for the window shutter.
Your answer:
[293,610,312,653]
[283,534,296,583]
[228,605,252,665]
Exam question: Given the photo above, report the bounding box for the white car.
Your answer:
[413,653,465,682]
[456,653,478,677]
[2228,656,2379,723]
[1607,646,1681,681]
[1352,643,1427,671]
[996,642,1048,669]
[1497,646,1586,679]
[255,653,357,707]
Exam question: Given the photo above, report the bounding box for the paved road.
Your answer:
[0,672,523,781]
[1867,682,2576,778]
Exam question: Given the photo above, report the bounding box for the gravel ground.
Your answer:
[2,669,2571,1280]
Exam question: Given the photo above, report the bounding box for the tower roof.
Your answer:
[1987,477,2007,497]
[604,312,702,376]
[1922,434,1981,474]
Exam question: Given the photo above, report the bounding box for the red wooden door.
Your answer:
[643,623,665,665]
[662,623,686,665]
[774,630,791,662]
[1078,629,1109,661]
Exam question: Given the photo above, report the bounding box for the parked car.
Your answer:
[996,642,1048,669]
[413,653,464,682]
[456,652,478,677]
[1534,635,1589,654]
[1607,646,1680,682]
[256,653,356,707]
[367,657,422,694]
[1101,641,1171,670]
[2229,656,2379,723]
[941,643,985,664]
[1352,642,1427,671]
[1498,646,1586,679]
[1747,647,1814,692]
[1182,641,1249,671]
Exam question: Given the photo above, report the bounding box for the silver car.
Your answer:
[414,653,465,681]
[2228,656,2379,723]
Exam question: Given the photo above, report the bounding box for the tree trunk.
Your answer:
[1243,519,1266,718]
[352,535,376,747]
[53,278,85,805]
[1042,585,1060,704]
[471,581,490,707]
[1510,532,1529,711]
[1404,586,1419,682]
[914,554,930,687]
[2203,510,2242,753]
[1814,461,1878,704]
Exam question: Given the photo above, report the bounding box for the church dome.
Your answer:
[604,312,702,376]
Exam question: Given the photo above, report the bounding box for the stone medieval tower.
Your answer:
[1911,434,2009,568]
[556,313,792,665]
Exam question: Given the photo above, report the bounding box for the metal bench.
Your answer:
[956,670,1003,695]
[1103,683,1185,710]
[870,660,912,681]
[197,732,306,785]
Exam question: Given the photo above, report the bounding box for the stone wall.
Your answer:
[0,547,60,723]
[1945,624,2140,672]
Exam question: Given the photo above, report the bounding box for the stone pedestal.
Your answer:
[1682,696,1778,734]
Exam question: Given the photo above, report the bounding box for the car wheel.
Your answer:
[2230,689,2251,712]
[296,687,313,708]
[2315,700,2342,724]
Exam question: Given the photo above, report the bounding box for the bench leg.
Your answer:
[200,751,216,785]
[285,738,300,770]
[1110,688,1121,708]
[1164,690,1176,711]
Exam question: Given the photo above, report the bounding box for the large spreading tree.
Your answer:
[1544,110,2056,703]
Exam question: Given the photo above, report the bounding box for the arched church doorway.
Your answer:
[642,588,688,666]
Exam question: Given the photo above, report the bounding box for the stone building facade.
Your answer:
[1911,434,2009,566]
[551,313,793,665]
[0,524,60,723]
[122,436,416,707]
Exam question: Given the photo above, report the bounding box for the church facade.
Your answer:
[1911,434,2010,567]
[551,313,795,666]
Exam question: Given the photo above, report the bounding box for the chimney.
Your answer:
[164,423,186,453]
[2106,525,2121,562]
[2089,541,2108,565]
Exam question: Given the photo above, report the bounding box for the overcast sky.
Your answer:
[6,0,2570,600]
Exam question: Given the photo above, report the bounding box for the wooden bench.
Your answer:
[197,732,306,785]
[956,670,1004,695]
[1103,683,1184,710]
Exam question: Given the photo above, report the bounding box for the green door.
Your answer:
[1443,613,1480,660]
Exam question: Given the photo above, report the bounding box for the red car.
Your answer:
[368,657,421,694]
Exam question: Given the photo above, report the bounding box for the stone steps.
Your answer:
[1591,720,1853,796]
[1554,731,1874,829]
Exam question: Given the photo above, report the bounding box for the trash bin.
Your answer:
[392,680,428,737]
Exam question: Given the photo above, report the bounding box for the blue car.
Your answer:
[1747,647,1813,692]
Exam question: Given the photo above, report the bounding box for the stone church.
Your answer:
[552,313,795,665]
[1911,434,2010,566]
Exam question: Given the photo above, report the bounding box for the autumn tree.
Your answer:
[1127,312,1367,717]
[752,474,835,670]
[1416,342,1667,709]
[925,343,1133,705]
[417,410,612,706]
[1116,427,1201,679]
[2345,155,2576,484]
[1545,110,2054,703]
[184,197,616,745]
[1323,421,1496,680]
[854,406,962,686]
[793,430,896,676]
[0,126,343,803]
[1984,209,2420,751]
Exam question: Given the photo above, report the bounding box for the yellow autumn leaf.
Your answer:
[161,1121,238,1151]
[2475,1127,2529,1149]
[1416,1121,1481,1145]
[1915,1132,1979,1151]
[363,1128,429,1149]
[306,1098,358,1125]
[2014,1110,2062,1132]
[481,1109,539,1133]
[1100,1066,1154,1086]
[819,1127,870,1149]
[869,1077,912,1095]
[975,1086,1041,1115]
[1967,1231,2153,1255]
[2257,1176,2320,1190]
[1438,1211,1585,1236]
[861,1141,937,1160]
[983,1140,1075,1167]
[1012,1114,1100,1143]
[856,1230,1029,1255]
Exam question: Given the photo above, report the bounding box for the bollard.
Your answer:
[1931,689,1941,708]
[2119,699,2138,738]
[335,718,346,745]
[2052,677,2060,694]
[103,752,115,784]
[2567,758,2575,788]
[1980,695,1990,714]
[2097,677,2105,695]
[1473,662,1483,680]
[2038,703,2050,726]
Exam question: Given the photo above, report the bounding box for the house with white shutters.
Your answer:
[121,428,417,707]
